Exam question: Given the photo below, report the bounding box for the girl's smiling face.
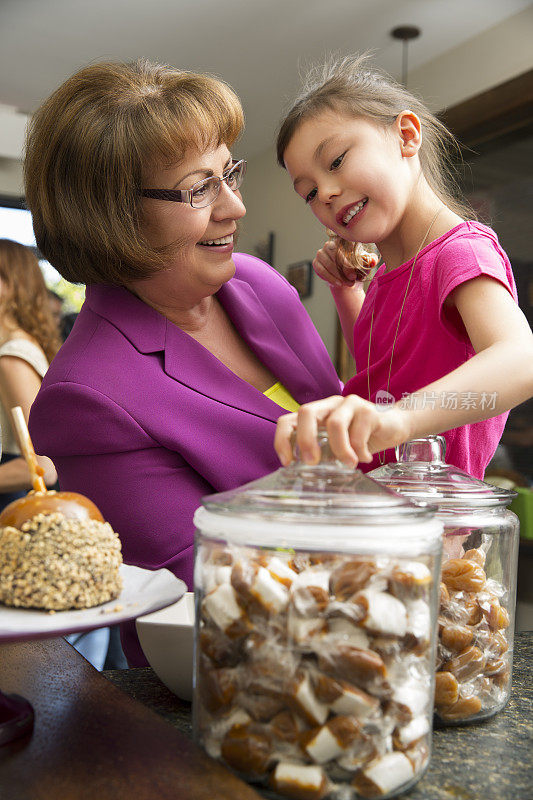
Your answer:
[283,109,421,247]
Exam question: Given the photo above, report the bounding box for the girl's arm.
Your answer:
[0,356,57,491]
[329,283,366,359]
[275,276,533,466]
[313,241,377,358]
[395,275,533,434]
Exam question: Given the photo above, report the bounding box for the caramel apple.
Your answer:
[0,489,104,529]
[0,407,122,611]
[0,406,105,528]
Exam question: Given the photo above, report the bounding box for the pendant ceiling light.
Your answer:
[390,25,421,87]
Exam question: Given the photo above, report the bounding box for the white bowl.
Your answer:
[136,591,194,701]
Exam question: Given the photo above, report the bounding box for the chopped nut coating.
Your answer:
[0,511,122,610]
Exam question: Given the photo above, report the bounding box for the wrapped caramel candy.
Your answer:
[370,435,520,726]
[196,544,437,799]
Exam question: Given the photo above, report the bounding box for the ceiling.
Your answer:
[0,0,531,157]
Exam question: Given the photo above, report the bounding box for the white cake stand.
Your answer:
[0,564,186,745]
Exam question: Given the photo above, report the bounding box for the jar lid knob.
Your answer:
[291,428,340,466]
[396,435,446,464]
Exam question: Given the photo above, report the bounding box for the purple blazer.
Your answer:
[30,253,340,663]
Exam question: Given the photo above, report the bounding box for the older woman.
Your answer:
[25,60,340,665]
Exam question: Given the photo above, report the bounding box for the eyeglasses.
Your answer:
[142,159,246,209]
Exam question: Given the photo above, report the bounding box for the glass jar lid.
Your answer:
[370,436,517,509]
[200,432,435,524]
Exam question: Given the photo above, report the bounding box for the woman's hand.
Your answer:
[274,395,412,467]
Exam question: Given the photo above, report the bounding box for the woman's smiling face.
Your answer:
[138,143,246,307]
[283,110,418,246]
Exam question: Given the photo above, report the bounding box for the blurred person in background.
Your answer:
[60,311,79,341]
[47,289,81,342]
[47,288,64,331]
[0,239,60,509]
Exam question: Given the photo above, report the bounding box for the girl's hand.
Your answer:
[274,394,412,467]
[313,241,359,287]
[313,241,379,288]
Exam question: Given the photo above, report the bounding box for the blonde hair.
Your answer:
[24,59,244,286]
[0,239,61,364]
[277,53,473,276]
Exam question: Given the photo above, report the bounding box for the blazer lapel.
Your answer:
[217,277,323,398]
[162,317,283,422]
[87,281,317,423]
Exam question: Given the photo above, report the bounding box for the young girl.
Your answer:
[274,54,533,479]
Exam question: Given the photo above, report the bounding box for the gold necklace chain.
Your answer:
[366,207,443,464]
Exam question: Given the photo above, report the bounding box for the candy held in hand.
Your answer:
[325,231,379,283]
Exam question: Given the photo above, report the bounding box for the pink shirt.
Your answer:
[343,222,518,479]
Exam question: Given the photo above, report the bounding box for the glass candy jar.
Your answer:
[193,436,443,800]
[371,436,519,725]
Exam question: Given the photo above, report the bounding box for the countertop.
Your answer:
[104,631,533,800]
[0,632,531,800]
[0,635,262,800]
